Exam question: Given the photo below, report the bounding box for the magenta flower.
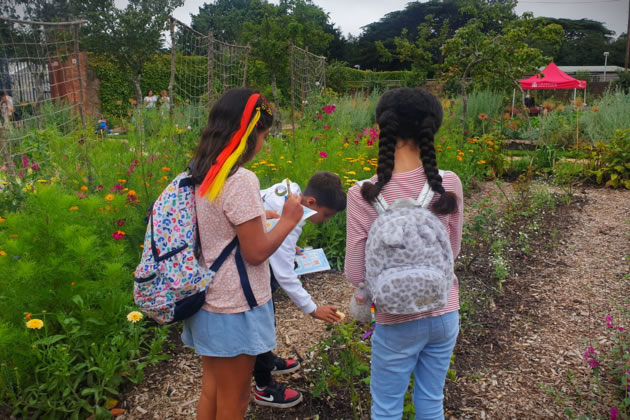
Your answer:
[321,104,336,114]
[317,113,323,119]
[354,140,359,145]
[618,326,626,331]
[111,184,124,192]
[31,161,41,171]
[22,155,29,168]
[116,219,125,227]
[324,125,331,130]
[319,151,328,158]
[606,314,614,329]
[76,192,88,199]
[112,231,125,240]
[610,407,619,420]
[147,172,153,178]
[584,347,600,369]
[95,185,103,191]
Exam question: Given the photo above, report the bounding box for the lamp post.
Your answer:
[603,51,609,81]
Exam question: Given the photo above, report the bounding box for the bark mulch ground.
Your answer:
[116,185,630,419]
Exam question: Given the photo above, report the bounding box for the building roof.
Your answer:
[556,66,625,74]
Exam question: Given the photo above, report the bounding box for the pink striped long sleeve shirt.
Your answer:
[345,166,464,325]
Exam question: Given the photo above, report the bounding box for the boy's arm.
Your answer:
[269,228,317,314]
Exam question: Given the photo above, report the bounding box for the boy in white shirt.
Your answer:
[253,171,346,408]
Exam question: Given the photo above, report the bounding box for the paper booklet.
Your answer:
[294,248,331,275]
[265,205,317,231]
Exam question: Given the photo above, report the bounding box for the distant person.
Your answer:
[143,90,158,108]
[0,91,15,126]
[159,90,170,114]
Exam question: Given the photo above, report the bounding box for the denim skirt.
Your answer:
[181,299,276,357]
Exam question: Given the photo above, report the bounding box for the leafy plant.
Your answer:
[590,129,630,189]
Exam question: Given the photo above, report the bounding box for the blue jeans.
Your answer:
[370,311,459,420]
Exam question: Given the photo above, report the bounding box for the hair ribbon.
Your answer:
[198,94,261,200]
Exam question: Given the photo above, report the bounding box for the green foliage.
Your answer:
[326,62,421,94]
[580,90,630,143]
[589,129,630,189]
[0,186,168,417]
[612,71,630,94]
[310,321,371,419]
[466,90,504,136]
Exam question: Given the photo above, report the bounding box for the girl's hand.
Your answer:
[265,209,280,219]
[280,193,303,226]
[295,246,304,255]
[310,305,341,323]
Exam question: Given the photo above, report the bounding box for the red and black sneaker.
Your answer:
[253,381,303,408]
[271,355,301,375]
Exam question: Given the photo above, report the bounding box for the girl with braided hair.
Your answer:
[345,88,463,419]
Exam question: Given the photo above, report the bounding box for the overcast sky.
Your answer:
[170,0,628,38]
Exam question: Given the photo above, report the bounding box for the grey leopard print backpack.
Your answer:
[359,170,454,315]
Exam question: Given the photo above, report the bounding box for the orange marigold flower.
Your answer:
[80,185,88,191]
[127,190,137,196]
[162,167,170,172]
[477,160,487,164]
[9,234,18,238]
[118,179,127,184]
[457,156,463,162]
[69,206,79,211]
[105,194,115,202]
[26,313,31,319]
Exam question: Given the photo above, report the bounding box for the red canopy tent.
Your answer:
[519,62,587,90]
[513,62,588,116]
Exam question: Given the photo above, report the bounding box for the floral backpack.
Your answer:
[134,172,257,324]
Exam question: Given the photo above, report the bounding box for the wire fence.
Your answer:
[289,42,326,139]
[169,17,250,125]
[0,17,86,173]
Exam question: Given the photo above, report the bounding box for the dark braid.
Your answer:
[362,88,457,215]
[361,110,397,202]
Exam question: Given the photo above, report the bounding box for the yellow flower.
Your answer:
[26,319,44,329]
[80,185,88,191]
[105,194,115,202]
[280,156,285,160]
[287,160,292,164]
[477,160,487,164]
[346,171,356,175]
[127,311,143,323]
[37,179,47,184]
[69,206,79,211]
[468,149,474,153]
[363,167,371,171]
[0,251,7,256]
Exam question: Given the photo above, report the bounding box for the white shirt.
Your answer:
[144,95,158,108]
[261,180,317,314]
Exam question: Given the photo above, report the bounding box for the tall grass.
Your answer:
[465,90,505,135]
[580,90,630,143]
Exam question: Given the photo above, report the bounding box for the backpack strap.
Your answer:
[355,179,388,215]
[417,170,446,209]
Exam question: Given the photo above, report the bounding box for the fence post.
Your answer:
[169,17,175,121]
[289,41,296,148]
[207,32,214,107]
[72,24,86,131]
[242,43,250,88]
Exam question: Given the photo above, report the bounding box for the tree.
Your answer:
[441,10,564,140]
[74,0,183,104]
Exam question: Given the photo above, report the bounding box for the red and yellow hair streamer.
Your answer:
[198,93,261,200]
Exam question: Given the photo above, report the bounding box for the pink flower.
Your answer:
[31,161,41,171]
[618,326,626,332]
[22,155,29,168]
[324,125,330,130]
[111,184,124,192]
[317,114,323,119]
[112,231,125,240]
[18,169,24,179]
[606,314,614,329]
[95,185,103,191]
[464,130,470,135]
[321,105,336,114]
[610,407,619,420]
[367,139,374,146]
[76,192,88,199]
[584,347,599,369]
[319,151,328,158]
[354,140,359,145]
[116,219,125,227]
[147,172,153,178]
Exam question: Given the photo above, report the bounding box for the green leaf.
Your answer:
[32,334,66,346]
